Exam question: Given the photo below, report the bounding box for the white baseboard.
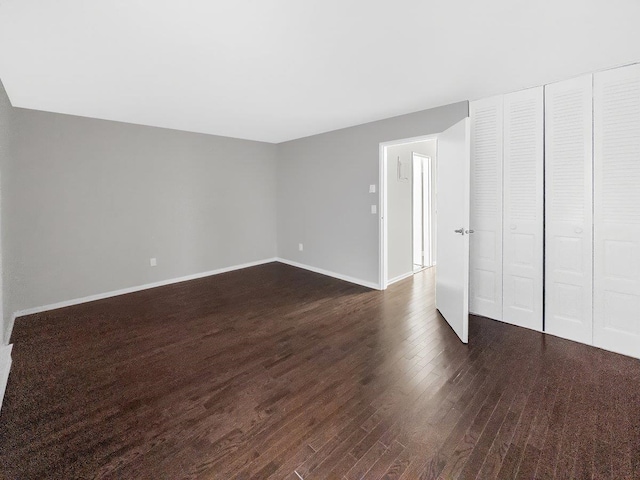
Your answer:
[276,258,380,290]
[387,271,414,286]
[0,344,12,415]
[8,258,278,338]
[477,315,544,333]
[7,256,379,341]
[4,317,13,346]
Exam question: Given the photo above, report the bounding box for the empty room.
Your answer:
[1,1,640,479]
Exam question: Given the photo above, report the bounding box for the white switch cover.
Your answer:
[150,257,157,267]
[298,243,303,251]
[371,205,377,214]
[369,184,376,193]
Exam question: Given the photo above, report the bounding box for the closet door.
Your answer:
[469,96,503,321]
[594,63,640,359]
[503,87,544,331]
[545,75,593,344]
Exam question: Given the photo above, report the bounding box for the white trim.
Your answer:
[7,256,380,336]
[276,258,380,290]
[9,258,278,326]
[411,152,434,269]
[3,256,375,408]
[387,271,414,286]
[379,142,387,290]
[0,344,12,414]
[379,134,439,290]
[485,316,544,333]
[4,316,13,346]
[544,328,640,360]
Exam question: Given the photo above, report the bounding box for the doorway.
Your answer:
[379,120,471,344]
[412,153,433,272]
[379,136,438,287]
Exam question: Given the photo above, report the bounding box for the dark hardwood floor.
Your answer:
[1,262,639,479]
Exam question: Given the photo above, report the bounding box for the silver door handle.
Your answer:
[454,228,464,235]
[465,229,475,234]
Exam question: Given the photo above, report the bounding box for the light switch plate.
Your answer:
[371,205,377,214]
[369,184,376,193]
[150,257,157,267]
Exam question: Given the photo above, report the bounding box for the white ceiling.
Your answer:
[1,0,639,143]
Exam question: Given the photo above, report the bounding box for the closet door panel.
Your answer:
[594,63,640,359]
[545,74,593,344]
[469,96,503,321]
[503,87,544,331]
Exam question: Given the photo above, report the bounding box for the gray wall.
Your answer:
[0,81,12,343]
[386,140,437,282]
[3,99,278,342]
[276,102,468,286]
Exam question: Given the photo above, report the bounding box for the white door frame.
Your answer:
[412,152,433,271]
[379,134,439,290]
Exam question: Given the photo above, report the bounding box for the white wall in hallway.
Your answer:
[386,139,436,283]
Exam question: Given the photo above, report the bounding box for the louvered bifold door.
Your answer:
[503,87,544,331]
[469,96,503,321]
[594,63,640,359]
[544,75,593,344]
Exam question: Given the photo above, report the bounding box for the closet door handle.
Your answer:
[454,228,464,235]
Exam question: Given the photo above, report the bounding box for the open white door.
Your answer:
[436,118,471,343]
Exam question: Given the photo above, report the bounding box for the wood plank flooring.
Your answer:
[1,262,639,479]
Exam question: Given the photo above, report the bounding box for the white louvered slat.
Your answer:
[503,87,544,331]
[594,63,640,359]
[469,96,503,321]
[545,74,593,345]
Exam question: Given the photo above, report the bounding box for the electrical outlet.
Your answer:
[371,205,377,214]
[150,257,157,267]
[298,243,304,251]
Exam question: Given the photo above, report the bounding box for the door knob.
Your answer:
[454,228,464,235]
[465,229,475,234]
